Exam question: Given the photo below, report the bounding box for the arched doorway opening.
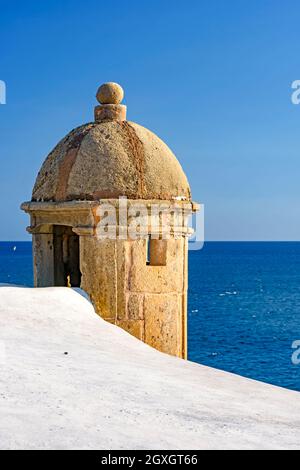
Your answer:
[53,225,81,287]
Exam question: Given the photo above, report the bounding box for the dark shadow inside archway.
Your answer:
[53,225,81,287]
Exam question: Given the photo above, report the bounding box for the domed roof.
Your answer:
[32,83,191,202]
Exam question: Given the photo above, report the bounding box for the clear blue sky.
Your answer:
[0,0,300,240]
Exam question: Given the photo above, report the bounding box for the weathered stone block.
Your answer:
[126,293,144,320]
[80,237,117,320]
[127,239,185,293]
[116,319,144,341]
[144,293,182,357]
[32,233,55,287]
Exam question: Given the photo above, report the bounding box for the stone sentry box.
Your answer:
[21,82,198,359]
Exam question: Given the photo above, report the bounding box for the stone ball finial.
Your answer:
[96,82,124,105]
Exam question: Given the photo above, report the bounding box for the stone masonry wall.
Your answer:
[80,236,188,358]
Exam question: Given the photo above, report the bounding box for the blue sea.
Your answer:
[0,241,299,391]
